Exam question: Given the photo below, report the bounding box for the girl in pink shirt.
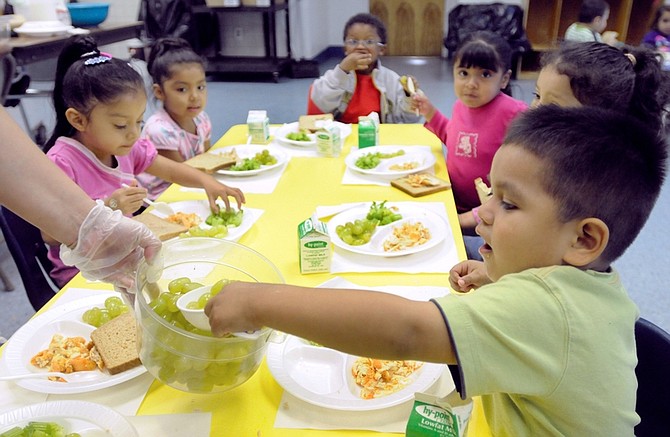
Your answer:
[413,31,527,259]
[137,38,213,200]
[43,36,245,287]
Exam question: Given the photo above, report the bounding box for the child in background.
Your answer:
[42,36,245,287]
[307,13,421,124]
[642,5,670,69]
[136,38,212,200]
[534,41,670,136]
[564,0,618,45]
[412,31,527,260]
[206,106,667,435]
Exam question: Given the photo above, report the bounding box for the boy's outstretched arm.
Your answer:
[205,282,457,365]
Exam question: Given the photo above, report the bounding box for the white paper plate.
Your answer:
[327,202,447,257]
[345,145,436,177]
[275,121,352,147]
[267,335,444,411]
[15,21,73,36]
[150,200,262,242]
[211,145,288,176]
[2,293,146,394]
[0,400,138,436]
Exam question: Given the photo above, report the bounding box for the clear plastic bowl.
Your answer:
[134,238,284,393]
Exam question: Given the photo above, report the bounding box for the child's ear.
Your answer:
[152,83,164,101]
[65,108,87,132]
[500,69,512,90]
[563,218,609,267]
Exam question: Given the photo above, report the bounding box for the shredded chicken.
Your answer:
[31,334,104,381]
[389,161,419,171]
[166,212,201,228]
[351,357,423,399]
[383,221,431,252]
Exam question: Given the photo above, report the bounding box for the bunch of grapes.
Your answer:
[230,149,277,171]
[1,421,80,437]
[286,130,311,141]
[355,150,405,169]
[82,296,130,327]
[335,219,378,246]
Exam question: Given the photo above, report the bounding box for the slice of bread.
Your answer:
[184,150,238,173]
[299,114,334,132]
[132,213,188,241]
[90,312,141,375]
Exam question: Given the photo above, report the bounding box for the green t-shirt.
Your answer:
[432,266,639,436]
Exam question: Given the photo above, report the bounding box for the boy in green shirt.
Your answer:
[206,106,667,435]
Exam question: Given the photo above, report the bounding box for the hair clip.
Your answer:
[84,55,112,66]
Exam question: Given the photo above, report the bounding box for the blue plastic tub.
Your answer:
[67,3,110,27]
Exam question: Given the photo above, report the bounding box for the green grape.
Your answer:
[286,130,311,141]
[104,296,123,310]
[335,219,378,246]
[367,200,402,225]
[168,277,191,294]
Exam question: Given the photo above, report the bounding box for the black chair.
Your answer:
[634,317,670,436]
[0,207,60,310]
[443,3,531,80]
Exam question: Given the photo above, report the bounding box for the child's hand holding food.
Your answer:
[411,92,436,121]
[340,51,373,72]
[449,260,491,292]
[202,177,245,213]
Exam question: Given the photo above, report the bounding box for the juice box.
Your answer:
[298,216,331,274]
[316,122,341,157]
[358,115,379,148]
[247,110,269,144]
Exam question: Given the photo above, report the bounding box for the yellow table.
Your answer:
[4,123,492,436]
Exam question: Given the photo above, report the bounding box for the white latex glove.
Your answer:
[60,200,162,291]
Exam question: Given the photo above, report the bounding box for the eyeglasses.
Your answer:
[344,39,384,48]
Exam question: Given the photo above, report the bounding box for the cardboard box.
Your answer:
[298,217,331,274]
[247,110,269,144]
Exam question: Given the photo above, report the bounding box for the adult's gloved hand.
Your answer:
[60,200,162,291]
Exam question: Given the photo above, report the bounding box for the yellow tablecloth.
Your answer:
[3,124,492,436]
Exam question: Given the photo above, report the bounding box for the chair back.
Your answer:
[635,317,670,436]
[0,53,16,105]
[0,207,59,310]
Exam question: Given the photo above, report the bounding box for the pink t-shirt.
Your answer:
[424,93,527,212]
[46,137,158,287]
[136,109,212,200]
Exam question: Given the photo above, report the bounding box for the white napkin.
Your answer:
[341,145,435,186]
[128,412,211,436]
[0,377,48,414]
[273,277,456,433]
[327,202,459,274]
[271,139,321,158]
[314,202,367,219]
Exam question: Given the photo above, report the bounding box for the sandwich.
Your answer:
[298,114,334,132]
[184,149,238,174]
[90,312,141,375]
[132,213,188,241]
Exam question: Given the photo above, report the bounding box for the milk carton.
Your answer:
[358,112,379,148]
[247,110,269,144]
[316,121,341,157]
[298,216,331,274]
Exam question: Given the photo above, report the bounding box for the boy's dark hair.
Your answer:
[578,0,609,23]
[541,41,670,135]
[651,5,670,32]
[343,13,387,44]
[147,37,206,85]
[45,36,145,152]
[455,31,513,95]
[503,105,667,263]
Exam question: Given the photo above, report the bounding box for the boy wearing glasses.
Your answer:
[308,13,421,124]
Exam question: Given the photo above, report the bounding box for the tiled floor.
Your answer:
[1,55,669,344]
